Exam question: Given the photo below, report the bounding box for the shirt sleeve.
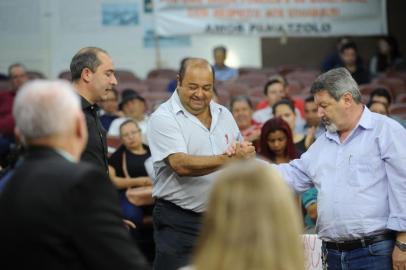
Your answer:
[382,125,406,232]
[276,148,314,193]
[147,112,188,163]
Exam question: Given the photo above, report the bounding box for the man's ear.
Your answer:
[342,92,353,106]
[81,67,93,83]
[176,74,181,89]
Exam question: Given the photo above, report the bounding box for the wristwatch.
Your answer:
[396,240,406,251]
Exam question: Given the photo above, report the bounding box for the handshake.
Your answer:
[224,141,256,160]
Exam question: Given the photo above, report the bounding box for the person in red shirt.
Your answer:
[0,63,28,167]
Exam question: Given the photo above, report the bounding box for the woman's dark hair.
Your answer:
[376,36,400,72]
[259,117,297,162]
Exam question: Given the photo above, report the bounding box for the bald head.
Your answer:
[178,58,215,86]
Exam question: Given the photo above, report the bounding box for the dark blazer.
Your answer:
[0,146,149,270]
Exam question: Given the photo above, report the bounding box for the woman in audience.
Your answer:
[191,160,304,270]
[230,95,262,147]
[369,36,403,76]
[273,98,314,156]
[258,117,317,232]
[108,119,155,263]
[367,100,389,116]
[258,117,297,164]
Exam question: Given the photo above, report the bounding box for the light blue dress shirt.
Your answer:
[277,107,406,241]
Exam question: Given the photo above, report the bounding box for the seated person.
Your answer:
[273,98,313,156]
[212,46,238,81]
[367,100,389,116]
[253,76,305,133]
[303,96,325,140]
[230,95,262,146]
[369,36,403,77]
[369,87,406,128]
[108,89,149,144]
[108,119,155,263]
[99,88,122,130]
[301,187,318,233]
[337,42,370,85]
[258,117,297,164]
[190,160,304,270]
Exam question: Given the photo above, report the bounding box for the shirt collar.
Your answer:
[80,96,99,111]
[170,89,222,117]
[357,106,373,130]
[325,105,373,142]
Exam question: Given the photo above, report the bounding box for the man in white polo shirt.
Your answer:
[147,58,255,270]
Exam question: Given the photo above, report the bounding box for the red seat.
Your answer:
[58,70,72,81]
[143,78,171,93]
[372,77,406,100]
[396,93,406,104]
[390,103,406,115]
[115,69,140,83]
[235,73,268,88]
[147,69,177,80]
[359,84,391,98]
[115,82,148,95]
[27,71,46,80]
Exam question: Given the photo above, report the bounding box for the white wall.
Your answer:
[0,0,261,79]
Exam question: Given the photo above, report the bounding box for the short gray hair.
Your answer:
[310,67,361,103]
[13,80,81,140]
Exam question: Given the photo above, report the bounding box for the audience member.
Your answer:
[369,88,406,128]
[0,80,149,269]
[321,37,351,72]
[258,117,297,164]
[191,160,304,270]
[276,67,406,270]
[273,98,312,156]
[230,95,262,145]
[369,36,403,77]
[71,47,117,174]
[304,95,324,139]
[99,88,121,130]
[0,63,28,167]
[338,42,370,84]
[212,46,238,81]
[253,76,305,133]
[108,119,154,264]
[147,58,255,270]
[108,89,149,144]
[367,100,389,115]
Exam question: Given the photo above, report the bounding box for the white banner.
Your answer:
[154,0,387,37]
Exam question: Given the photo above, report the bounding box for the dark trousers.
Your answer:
[153,199,202,270]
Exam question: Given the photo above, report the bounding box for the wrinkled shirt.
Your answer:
[277,107,406,241]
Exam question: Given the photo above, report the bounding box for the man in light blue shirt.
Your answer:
[147,58,255,270]
[276,68,406,270]
[212,46,238,81]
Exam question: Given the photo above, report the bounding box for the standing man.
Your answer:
[276,68,406,270]
[0,80,148,269]
[70,47,117,174]
[147,58,255,270]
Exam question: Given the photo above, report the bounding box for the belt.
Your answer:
[155,198,202,217]
[324,233,395,251]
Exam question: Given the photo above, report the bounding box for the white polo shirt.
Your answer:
[147,91,241,212]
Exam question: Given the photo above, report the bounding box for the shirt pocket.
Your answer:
[348,154,381,187]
